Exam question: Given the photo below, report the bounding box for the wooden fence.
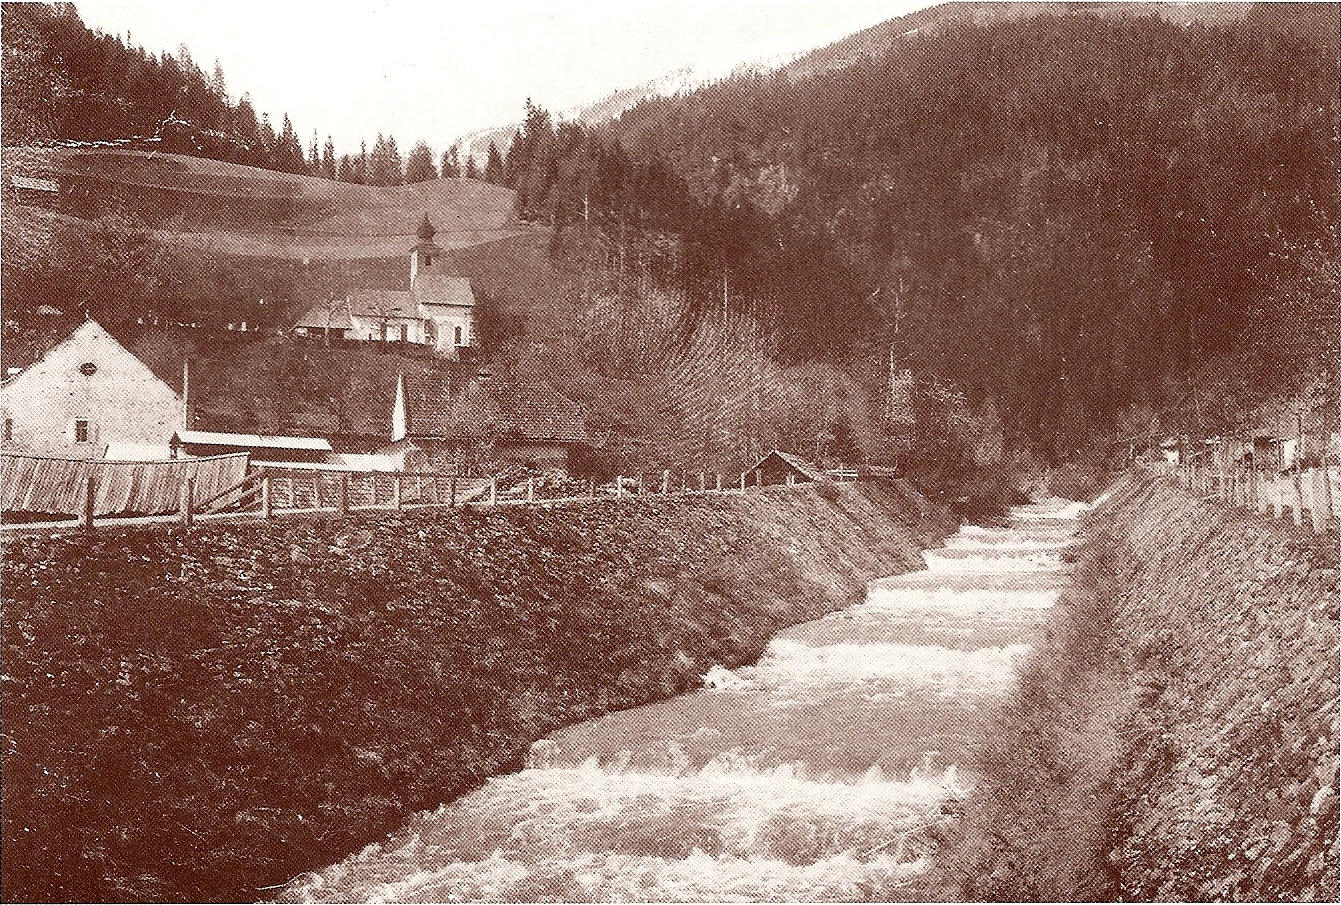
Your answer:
[1151,461,1339,534]
[1,452,250,519]
[2,463,856,534]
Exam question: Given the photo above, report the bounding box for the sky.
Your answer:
[74,0,927,156]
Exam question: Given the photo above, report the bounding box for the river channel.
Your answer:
[285,497,1091,902]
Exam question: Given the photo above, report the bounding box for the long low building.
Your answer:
[170,430,334,463]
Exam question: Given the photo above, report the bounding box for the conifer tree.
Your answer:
[484,142,504,184]
[308,130,321,175]
[322,136,336,179]
[405,140,437,182]
[464,155,479,180]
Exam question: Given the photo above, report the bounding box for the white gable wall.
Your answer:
[0,321,182,458]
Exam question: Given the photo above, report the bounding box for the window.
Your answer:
[79,361,98,376]
[423,254,432,267]
[75,419,90,443]
[453,325,463,346]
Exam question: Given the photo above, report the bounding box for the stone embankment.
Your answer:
[943,474,1338,901]
[1,479,949,903]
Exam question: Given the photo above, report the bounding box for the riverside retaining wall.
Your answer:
[944,474,1338,901]
[1,479,950,903]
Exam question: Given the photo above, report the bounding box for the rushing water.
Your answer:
[284,498,1092,903]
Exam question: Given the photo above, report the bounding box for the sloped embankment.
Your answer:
[943,474,1339,901]
[1,480,949,903]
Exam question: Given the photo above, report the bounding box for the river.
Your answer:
[283,497,1091,903]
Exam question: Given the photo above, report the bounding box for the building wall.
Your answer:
[0,322,182,458]
[424,306,474,354]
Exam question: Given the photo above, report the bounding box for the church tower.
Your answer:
[409,212,445,286]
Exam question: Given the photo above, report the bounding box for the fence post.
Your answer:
[180,477,194,528]
[786,473,795,486]
[716,474,723,492]
[80,473,95,532]
[489,477,498,507]
[261,475,273,520]
[637,473,645,495]
[589,478,596,499]
[338,474,349,516]
[527,475,535,503]
[698,471,706,493]
[616,476,624,498]
[661,470,669,494]
[1308,469,1327,534]
[449,474,458,508]
[739,472,746,492]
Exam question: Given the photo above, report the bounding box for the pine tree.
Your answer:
[337,154,356,182]
[308,130,321,175]
[405,140,437,182]
[464,155,479,180]
[322,136,336,179]
[356,140,368,184]
[484,142,504,184]
[385,134,403,185]
[209,58,228,103]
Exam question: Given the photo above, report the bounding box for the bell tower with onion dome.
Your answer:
[409,213,444,286]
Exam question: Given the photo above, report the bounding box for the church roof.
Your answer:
[413,274,475,308]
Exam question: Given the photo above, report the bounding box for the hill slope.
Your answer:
[2,147,522,261]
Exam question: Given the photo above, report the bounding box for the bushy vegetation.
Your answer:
[1,482,946,903]
[941,476,1340,900]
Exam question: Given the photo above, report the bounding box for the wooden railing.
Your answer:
[4,464,856,535]
[1148,461,1338,534]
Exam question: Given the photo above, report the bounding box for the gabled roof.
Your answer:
[749,449,828,482]
[413,274,475,309]
[0,318,185,395]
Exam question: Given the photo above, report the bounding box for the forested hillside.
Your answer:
[493,4,1339,461]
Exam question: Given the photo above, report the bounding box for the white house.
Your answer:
[294,214,476,355]
[0,320,185,458]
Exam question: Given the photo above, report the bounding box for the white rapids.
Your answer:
[283,497,1092,903]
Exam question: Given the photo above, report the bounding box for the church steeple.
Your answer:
[409,213,443,285]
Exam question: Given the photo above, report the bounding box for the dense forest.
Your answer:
[492,8,1339,460]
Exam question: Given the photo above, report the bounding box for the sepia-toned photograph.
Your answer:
[1,1,1337,901]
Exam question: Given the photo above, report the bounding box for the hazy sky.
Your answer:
[74,0,927,155]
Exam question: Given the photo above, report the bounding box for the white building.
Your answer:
[0,320,185,458]
[294,215,476,355]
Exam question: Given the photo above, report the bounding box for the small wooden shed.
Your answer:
[745,450,827,486]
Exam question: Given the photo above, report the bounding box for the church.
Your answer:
[293,215,476,355]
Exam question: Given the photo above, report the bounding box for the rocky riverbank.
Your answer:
[941,474,1339,900]
[2,480,949,903]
